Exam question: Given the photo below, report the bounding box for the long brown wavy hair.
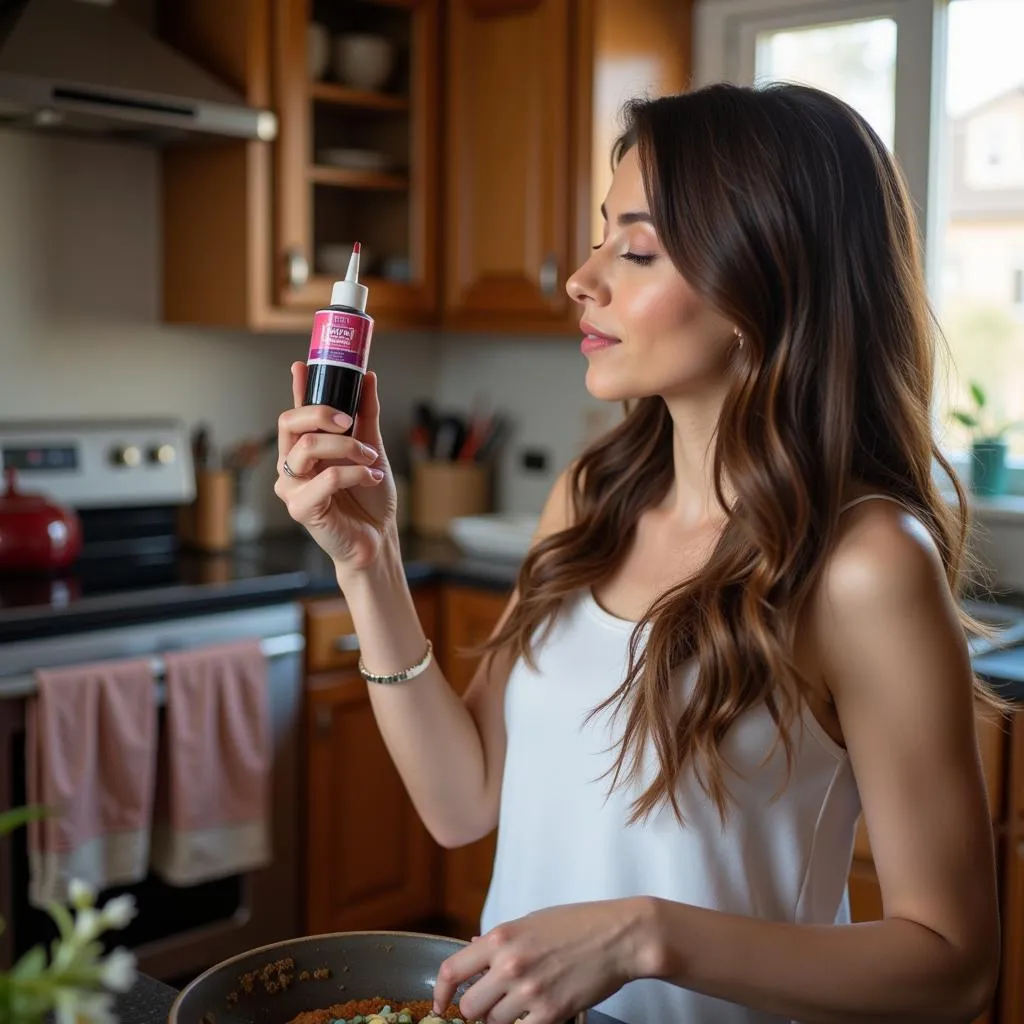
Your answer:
[480,83,998,825]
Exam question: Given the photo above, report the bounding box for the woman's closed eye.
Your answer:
[590,243,657,266]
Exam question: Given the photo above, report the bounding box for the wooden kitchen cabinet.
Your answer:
[438,585,511,936]
[443,0,691,332]
[999,707,1024,1024]
[302,587,442,934]
[160,0,440,331]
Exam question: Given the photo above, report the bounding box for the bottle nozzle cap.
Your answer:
[330,242,369,311]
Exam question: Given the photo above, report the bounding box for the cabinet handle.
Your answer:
[333,633,360,653]
[314,705,332,737]
[539,254,559,296]
[285,247,309,289]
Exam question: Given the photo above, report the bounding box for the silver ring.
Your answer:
[282,460,297,479]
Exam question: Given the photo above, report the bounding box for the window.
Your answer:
[695,0,1024,464]
[753,18,897,150]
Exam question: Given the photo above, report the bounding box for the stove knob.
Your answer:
[110,444,142,468]
[148,444,177,465]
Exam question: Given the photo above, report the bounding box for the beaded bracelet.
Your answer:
[358,639,434,685]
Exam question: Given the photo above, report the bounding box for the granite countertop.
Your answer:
[0,531,518,644]
[118,972,625,1024]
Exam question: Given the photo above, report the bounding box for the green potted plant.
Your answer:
[951,381,1021,497]
[0,806,138,1024]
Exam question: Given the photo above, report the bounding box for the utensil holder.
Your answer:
[410,461,490,537]
[179,469,234,552]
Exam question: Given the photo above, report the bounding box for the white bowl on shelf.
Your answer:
[449,513,539,562]
[334,33,395,91]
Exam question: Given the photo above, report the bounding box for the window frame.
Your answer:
[692,0,1024,497]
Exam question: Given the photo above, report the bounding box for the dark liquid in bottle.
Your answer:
[304,362,363,429]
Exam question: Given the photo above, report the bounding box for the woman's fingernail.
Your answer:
[369,468,385,481]
[333,413,352,428]
[360,442,377,459]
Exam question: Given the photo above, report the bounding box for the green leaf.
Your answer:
[0,805,50,838]
[45,901,74,943]
[11,945,47,980]
[969,381,987,409]
[951,411,979,429]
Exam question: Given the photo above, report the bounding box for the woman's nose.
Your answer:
[566,254,607,306]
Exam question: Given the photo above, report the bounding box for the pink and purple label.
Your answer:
[307,309,373,371]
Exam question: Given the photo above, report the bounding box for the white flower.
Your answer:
[53,987,81,1024]
[53,989,116,1024]
[72,907,102,943]
[68,878,96,910]
[98,947,137,992]
[99,893,137,930]
[72,990,117,1024]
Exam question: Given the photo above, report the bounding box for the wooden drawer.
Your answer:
[305,588,441,675]
[977,705,1009,822]
[305,597,360,674]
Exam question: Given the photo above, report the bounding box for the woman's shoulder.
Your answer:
[828,492,944,600]
[808,491,956,659]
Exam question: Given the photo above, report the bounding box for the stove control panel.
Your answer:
[0,419,195,509]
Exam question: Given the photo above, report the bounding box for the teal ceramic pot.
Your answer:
[971,440,1009,497]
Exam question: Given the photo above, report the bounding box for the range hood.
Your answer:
[0,0,277,143]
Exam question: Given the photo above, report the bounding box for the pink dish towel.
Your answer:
[26,658,158,908]
[150,640,271,886]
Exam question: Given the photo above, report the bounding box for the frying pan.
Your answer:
[168,931,586,1024]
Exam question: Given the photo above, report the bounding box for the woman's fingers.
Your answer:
[277,402,352,466]
[278,464,384,522]
[282,431,379,479]
[291,361,306,409]
[433,940,492,1014]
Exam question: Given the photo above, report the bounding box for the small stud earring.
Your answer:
[735,329,745,351]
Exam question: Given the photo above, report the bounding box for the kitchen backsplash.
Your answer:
[435,335,617,515]
[0,128,609,528]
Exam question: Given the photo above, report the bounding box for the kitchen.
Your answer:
[2,0,1024,1022]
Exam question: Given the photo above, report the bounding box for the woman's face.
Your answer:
[566,146,738,403]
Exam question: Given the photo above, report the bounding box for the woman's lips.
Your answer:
[580,322,620,354]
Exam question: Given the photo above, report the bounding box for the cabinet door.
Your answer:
[303,589,441,933]
[161,0,289,330]
[443,0,574,330]
[442,586,512,693]
[273,0,440,324]
[440,586,512,935]
[1001,710,1024,1024]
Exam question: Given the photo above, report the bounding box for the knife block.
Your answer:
[410,460,490,537]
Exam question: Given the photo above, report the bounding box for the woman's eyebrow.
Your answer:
[600,202,653,226]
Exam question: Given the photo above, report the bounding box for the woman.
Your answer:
[275,83,1001,1023]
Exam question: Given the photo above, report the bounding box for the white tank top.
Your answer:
[481,495,904,1023]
